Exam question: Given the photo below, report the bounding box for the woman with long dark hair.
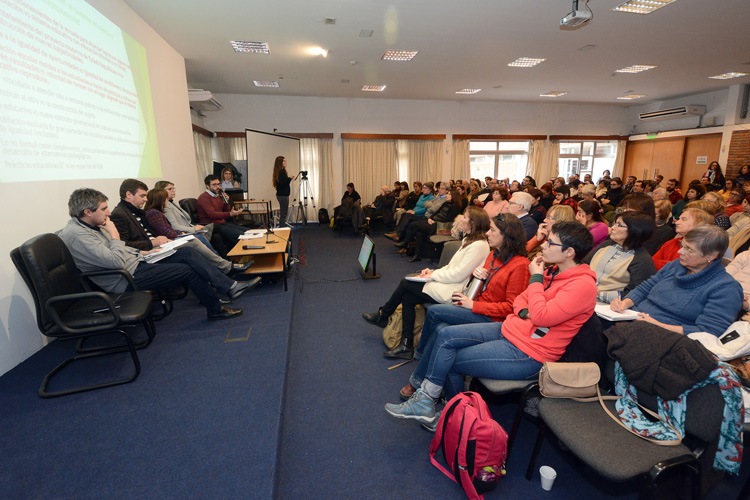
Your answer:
[272,156,292,225]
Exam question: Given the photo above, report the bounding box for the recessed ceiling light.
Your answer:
[253,80,279,88]
[455,89,481,95]
[492,84,503,89]
[230,41,269,54]
[361,85,386,92]
[359,30,374,37]
[324,17,336,25]
[613,0,677,14]
[617,94,646,100]
[382,50,418,62]
[508,57,546,68]
[578,45,597,52]
[540,91,568,97]
[616,65,657,73]
[709,72,748,80]
[341,79,350,84]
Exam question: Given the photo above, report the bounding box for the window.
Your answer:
[469,141,529,182]
[558,140,618,182]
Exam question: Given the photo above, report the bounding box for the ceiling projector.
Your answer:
[560,9,592,30]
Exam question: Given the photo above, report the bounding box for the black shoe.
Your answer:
[383,343,414,360]
[228,277,261,300]
[231,260,254,273]
[362,309,388,328]
[208,306,243,321]
[408,256,422,263]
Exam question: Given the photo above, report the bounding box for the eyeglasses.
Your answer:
[613,222,627,228]
[544,239,564,248]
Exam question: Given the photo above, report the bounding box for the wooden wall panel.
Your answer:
[652,137,686,182]
[623,141,654,180]
[682,133,722,182]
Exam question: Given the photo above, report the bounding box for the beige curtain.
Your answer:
[450,139,470,183]
[193,131,213,179]
[612,140,627,179]
[402,139,442,185]
[539,140,560,185]
[215,137,246,163]
[300,137,334,220]
[527,139,547,185]
[342,139,398,204]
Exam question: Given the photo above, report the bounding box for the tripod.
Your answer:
[289,175,316,226]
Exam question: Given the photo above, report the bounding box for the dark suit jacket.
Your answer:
[110,200,155,251]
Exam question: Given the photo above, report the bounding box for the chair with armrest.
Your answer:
[525,357,727,498]
[10,233,156,397]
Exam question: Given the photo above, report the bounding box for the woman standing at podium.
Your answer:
[273,156,292,225]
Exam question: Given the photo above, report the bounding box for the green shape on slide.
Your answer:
[122,31,162,177]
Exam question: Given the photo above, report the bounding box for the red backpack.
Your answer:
[429,392,508,500]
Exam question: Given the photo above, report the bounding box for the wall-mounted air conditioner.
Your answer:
[638,105,705,121]
[188,89,223,111]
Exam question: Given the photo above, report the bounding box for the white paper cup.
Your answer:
[539,465,557,491]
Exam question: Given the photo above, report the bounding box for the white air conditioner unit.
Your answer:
[188,89,223,111]
[638,105,705,121]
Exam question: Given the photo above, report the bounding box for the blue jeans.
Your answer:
[421,322,542,399]
[416,304,494,360]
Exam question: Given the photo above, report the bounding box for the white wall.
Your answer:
[0,0,199,376]
[203,95,633,199]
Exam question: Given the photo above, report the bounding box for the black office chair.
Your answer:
[10,234,156,397]
[179,197,200,225]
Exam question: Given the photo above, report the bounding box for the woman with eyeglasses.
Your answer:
[583,212,656,303]
[652,207,714,270]
[386,222,597,425]
[395,213,531,400]
[611,225,742,337]
[526,204,575,254]
[725,189,745,217]
[671,183,706,220]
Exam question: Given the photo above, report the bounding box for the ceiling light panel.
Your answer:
[615,65,657,73]
[359,30,374,37]
[508,57,546,68]
[253,80,279,88]
[230,41,269,54]
[540,91,568,97]
[382,50,418,62]
[617,94,646,100]
[455,89,481,95]
[708,72,748,80]
[361,85,386,92]
[613,0,677,14]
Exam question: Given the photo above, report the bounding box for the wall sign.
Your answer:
[696,156,708,165]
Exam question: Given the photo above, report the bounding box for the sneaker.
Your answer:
[421,411,442,432]
[384,388,436,423]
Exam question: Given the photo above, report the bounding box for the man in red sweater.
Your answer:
[197,174,248,256]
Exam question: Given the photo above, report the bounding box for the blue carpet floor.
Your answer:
[1,225,748,498]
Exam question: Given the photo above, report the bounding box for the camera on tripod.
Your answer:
[299,171,309,180]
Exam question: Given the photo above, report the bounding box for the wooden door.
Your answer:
[682,134,722,183]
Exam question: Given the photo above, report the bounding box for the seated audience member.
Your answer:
[197,174,249,255]
[728,193,750,240]
[595,179,609,200]
[505,191,538,241]
[454,184,469,211]
[724,250,750,320]
[703,161,725,190]
[601,177,626,209]
[386,222,597,423]
[652,207,713,270]
[398,213,531,400]
[651,187,668,202]
[332,182,362,220]
[611,225,742,336]
[666,178,683,204]
[362,185,395,230]
[718,179,737,202]
[725,188,745,217]
[394,181,421,225]
[154,180,213,239]
[671,183,705,220]
[575,200,608,247]
[395,188,461,262]
[552,185,577,213]
[584,212,655,303]
[527,188,547,224]
[737,165,750,184]
[110,179,169,251]
[385,182,435,240]
[220,166,240,190]
[579,183,597,202]
[59,188,246,321]
[522,176,537,188]
[643,200,676,255]
[700,176,716,192]
[362,208,491,360]
[702,191,731,229]
[526,205,575,254]
[482,186,510,218]
[144,188,248,274]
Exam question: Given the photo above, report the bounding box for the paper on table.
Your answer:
[594,303,639,322]
[239,230,265,240]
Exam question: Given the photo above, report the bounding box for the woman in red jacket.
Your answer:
[387,221,598,425]
[397,213,531,400]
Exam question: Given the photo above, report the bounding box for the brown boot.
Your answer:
[400,383,417,401]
